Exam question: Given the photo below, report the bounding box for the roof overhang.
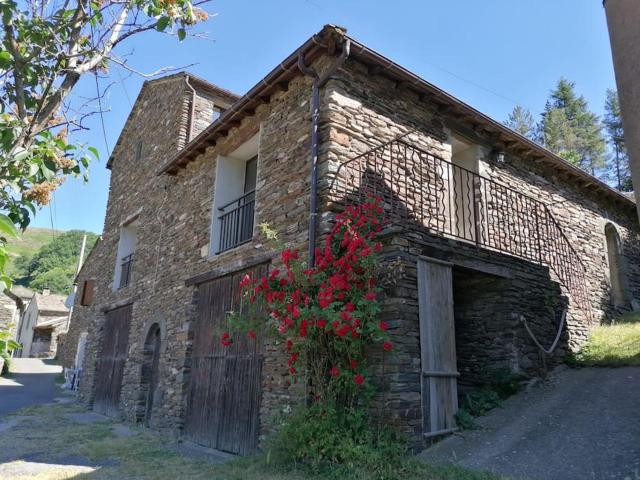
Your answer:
[158,25,636,212]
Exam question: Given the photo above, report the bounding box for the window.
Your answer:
[80,280,95,306]
[114,220,138,290]
[211,134,259,254]
[211,108,221,123]
[446,133,482,242]
[135,142,144,161]
[605,223,628,307]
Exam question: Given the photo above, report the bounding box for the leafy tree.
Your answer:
[540,78,605,175]
[17,230,97,294]
[603,89,632,191]
[504,105,536,140]
[0,0,210,284]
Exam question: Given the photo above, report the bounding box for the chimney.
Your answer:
[42,288,50,296]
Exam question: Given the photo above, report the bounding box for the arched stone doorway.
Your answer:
[604,223,628,308]
[139,323,162,426]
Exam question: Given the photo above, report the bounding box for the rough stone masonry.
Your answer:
[59,26,640,451]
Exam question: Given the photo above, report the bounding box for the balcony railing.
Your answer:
[329,138,591,319]
[119,253,134,289]
[217,190,255,253]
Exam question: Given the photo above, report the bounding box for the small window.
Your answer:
[114,221,138,290]
[211,108,221,123]
[211,134,259,254]
[135,142,143,161]
[80,280,95,306]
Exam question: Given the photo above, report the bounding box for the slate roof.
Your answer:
[34,292,69,314]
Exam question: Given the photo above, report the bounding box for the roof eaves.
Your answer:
[157,25,635,211]
[157,25,342,175]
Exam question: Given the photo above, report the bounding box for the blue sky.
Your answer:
[34,0,616,234]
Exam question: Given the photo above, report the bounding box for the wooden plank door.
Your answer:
[184,264,268,455]
[417,258,459,438]
[93,304,133,417]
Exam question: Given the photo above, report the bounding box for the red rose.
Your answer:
[239,274,252,288]
[365,291,376,301]
[383,341,393,352]
[247,330,256,340]
[379,321,388,331]
[354,374,365,385]
[329,366,340,377]
[350,359,359,369]
[289,367,296,375]
[221,332,233,347]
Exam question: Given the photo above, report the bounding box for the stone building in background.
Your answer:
[15,289,69,358]
[58,26,640,453]
[0,286,33,337]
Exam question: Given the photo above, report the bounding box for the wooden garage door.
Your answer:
[184,264,267,455]
[93,304,133,417]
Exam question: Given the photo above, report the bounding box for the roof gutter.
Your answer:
[297,36,351,267]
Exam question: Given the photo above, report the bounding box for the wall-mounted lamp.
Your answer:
[494,150,506,164]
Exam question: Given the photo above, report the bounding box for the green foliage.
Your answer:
[16,229,97,294]
[568,313,640,367]
[0,329,21,375]
[540,78,606,175]
[456,370,524,430]
[264,404,416,478]
[603,89,633,192]
[0,0,210,284]
[504,106,536,140]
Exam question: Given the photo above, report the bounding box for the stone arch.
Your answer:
[604,222,628,308]
[137,316,166,425]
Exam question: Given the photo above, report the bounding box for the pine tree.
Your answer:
[603,89,632,191]
[504,106,536,140]
[540,79,606,175]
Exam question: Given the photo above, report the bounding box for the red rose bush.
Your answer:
[222,197,389,406]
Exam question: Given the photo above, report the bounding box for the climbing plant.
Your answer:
[222,196,389,407]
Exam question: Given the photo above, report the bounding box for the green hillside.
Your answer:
[6,227,61,276]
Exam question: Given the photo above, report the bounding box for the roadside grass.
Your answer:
[569,312,640,367]
[1,403,508,480]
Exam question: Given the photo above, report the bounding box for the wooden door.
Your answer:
[417,258,459,438]
[184,264,267,455]
[93,304,133,417]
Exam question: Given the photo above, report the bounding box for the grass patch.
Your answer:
[1,403,508,480]
[569,313,640,367]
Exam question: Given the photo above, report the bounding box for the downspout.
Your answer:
[184,75,197,144]
[298,38,350,267]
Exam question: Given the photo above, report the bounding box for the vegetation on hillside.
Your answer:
[13,230,98,294]
[5,227,59,276]
[569,312,640,367]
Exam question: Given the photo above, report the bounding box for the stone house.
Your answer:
[0,286,33,337]
[59,25,639,453]
[16,289,69,358]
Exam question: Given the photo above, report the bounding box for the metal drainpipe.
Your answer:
[184,75,197,144]
[298,38,350,267]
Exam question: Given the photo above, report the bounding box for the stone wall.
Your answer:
[65,50,640,450]
[65,69,316,439]
[320,56,640,350]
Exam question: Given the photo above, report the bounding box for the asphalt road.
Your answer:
[419,366,640,480]
[0,358,63,416]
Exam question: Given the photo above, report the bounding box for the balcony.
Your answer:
[216,190,255,253]
[330,138,591,318]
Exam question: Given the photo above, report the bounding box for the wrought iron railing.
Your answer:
[119,253,134,289]
[329,138,591,318]
[217,190,255,253]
